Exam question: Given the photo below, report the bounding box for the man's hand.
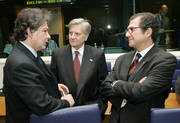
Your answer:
[111,80,119,87]
[139,76,147,83]
[58,84,69,95]
[61,94,75,107]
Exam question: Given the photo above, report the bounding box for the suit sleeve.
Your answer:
[97,52,109,114]
[101,54,123,97]
[113,54,177,103]
[51,50,59,82]
[13,63,69,115]
[98,52,108,85]
[100,56,123,107]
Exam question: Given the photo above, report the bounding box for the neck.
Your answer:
[23,39,37,51]
[136,41,153,52]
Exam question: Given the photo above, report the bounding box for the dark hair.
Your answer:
[13,8,51,41]
[129,12,159,42]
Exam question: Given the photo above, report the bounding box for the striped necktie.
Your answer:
[129,53,142,74]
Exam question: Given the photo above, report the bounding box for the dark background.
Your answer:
[0,0,180,56]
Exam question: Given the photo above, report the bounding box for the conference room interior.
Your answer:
[1,0,180,123]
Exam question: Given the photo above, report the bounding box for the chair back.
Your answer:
[30,104,101,123]
[151,108,180,123]
[170,59,180,92]
[106,62,111,72]
[176,59,180,69]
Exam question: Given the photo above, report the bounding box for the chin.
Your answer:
[41,46,46,50]
[128,43,132,47]
[129,41,135,47]
[70,43,75,46]
[71,43,77,47]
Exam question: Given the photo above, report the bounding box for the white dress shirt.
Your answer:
[71,44,84,65]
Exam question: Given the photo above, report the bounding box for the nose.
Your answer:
[47,32,51,40]
[70,33,76,39]
[125,30,130,38]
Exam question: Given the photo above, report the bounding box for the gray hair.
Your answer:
[68,18,91,35]
[14,8,51,41]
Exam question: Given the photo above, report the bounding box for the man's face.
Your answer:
[31,22,51,51]
[125,17,147,51]
[69,24,88,50]
[161,7,168,16]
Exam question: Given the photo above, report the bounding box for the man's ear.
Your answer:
[26,27,33,39]
[145,28,152,38]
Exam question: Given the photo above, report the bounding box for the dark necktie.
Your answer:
[129,53,142,74]
[74,51,80,84]
[37,54,44,67]
[37,54,43,65]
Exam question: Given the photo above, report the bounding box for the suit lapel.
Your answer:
[36,57,54,78]
[128,59,148,80]
[17,42,54,79]
[123,52,136,80]
[76,45,93,96]
[128,46,157,81]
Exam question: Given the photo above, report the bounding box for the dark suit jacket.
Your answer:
[101,46,177,123]
[3,42,69,123]
[51,44,108,114]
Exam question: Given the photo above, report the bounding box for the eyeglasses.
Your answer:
[125,27,142,34]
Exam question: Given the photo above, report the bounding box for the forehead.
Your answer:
[38,22,48,30]
[162,7,168,12]
[128,16,141,27]
[69,24,83,33]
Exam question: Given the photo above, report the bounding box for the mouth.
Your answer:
[70,40,77,44]
[45,42,48,48]
[70,39,76,42]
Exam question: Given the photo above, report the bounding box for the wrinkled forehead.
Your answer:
[69,24,84,34]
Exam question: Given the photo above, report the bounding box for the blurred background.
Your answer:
[0,0,180,57]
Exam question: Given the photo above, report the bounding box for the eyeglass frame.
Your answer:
[125,26,148,34]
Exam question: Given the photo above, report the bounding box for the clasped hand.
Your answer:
[58,84,75,107]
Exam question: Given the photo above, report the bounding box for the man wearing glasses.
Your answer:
[101,12,177,123]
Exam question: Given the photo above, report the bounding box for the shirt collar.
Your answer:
[136,43,154,58]
[20,41,38,58]
[72,44,84,56]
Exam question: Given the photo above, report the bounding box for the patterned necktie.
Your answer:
[74,51,80,84]
[129,53,142,74]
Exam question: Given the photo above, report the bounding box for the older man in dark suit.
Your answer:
[101,12,177,123]
[51,18,108,116]
[3,8,74,123]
